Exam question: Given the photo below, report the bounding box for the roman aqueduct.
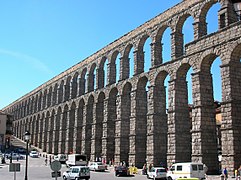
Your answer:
[2,0,241,173]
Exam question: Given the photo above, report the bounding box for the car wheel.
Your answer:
[167,177,172,180]
[75,177,79,180]
[63,176,67,180]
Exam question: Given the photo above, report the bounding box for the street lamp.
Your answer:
[24,131,30,180]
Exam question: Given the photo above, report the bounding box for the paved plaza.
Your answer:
[0,156,147,180]
[0,156,236,180]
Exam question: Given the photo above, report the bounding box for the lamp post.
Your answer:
[24,131,30,180]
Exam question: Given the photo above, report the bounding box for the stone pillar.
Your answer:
[43,114,49,152]
[90,102,97,161]
[167,78,191,166]
[71,78,77,99]
[30,117,35,146]
[191,71,219,174]
[57,112,63,153]
[146,84,167,166]
[108,62,116,85]
[114,95,122,164]
[81,104,87,155]
[171,31,183,59]
[42,92,47,109]
[36,116,43,148]
[74,103,84,154]
[220,62,241,173]
[102,97,108,162]
[64,84,70,102]
[78,78,86,96]
[193,20,207,40]
[38,94,42,112]
[73,108,78,154]
[97,67,104,89]
[102,97,115,164]
[151,42,162,67]
[120,56,130,81]
[87,99,94,160]
[52,87,57,106]
[87,73,94,93]
[129,89,147,168]
[47,112,54,153]
[54,112,61,154]
[133,49,144,75]
[115,90,131,165]
[59,109,68,154]
[66,107,76,154]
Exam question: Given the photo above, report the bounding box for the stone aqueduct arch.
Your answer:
[2,0,241,173]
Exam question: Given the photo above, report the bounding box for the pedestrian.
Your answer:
[148,163,153,172]
[49,156,52,165]
[142,163,147,175]
[223,167,228,180]
[45,157,48,166]
[238,165,241,176]
[235,169,238,179]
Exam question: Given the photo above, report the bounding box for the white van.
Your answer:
[166,162,206,180]
[66,154,88,167]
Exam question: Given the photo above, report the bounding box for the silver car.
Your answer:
[63,166,90,180]
[147,167,167,179]
[88,162,106,171]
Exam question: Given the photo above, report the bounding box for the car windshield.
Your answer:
[31,151,37,154]
[80,168,89,173]
[97,162,103,165]
[117,166,127,170]
[157,168,166,172]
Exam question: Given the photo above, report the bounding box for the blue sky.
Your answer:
[0,1,221,109]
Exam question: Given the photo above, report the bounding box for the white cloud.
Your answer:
[0,48,53,74]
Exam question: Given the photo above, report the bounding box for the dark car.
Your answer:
[115,166,129,177]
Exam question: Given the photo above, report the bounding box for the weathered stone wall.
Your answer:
[2,0,241,173]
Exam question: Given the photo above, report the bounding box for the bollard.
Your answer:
[220,174,224,180]
[1,157,6,164]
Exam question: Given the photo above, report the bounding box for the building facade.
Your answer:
[0,111,13,152]
[2,0,241,173]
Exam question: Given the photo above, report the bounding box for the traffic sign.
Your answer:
[9,163,20,172]
[50,160,61,172]
[51,171,61,178]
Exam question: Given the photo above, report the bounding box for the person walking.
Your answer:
[49,156,52,165]
[223,167,228,180]
[45,157,48,166]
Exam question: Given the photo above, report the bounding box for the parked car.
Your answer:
[29,151,39,158]
[147,167,167,179]
[6,153,24,160]
[115,166,129,177]
[12,153,24,160]
[16,148,26,154]
[88,162,106,171]
[63,166,90,180]
[54,154,67,164]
